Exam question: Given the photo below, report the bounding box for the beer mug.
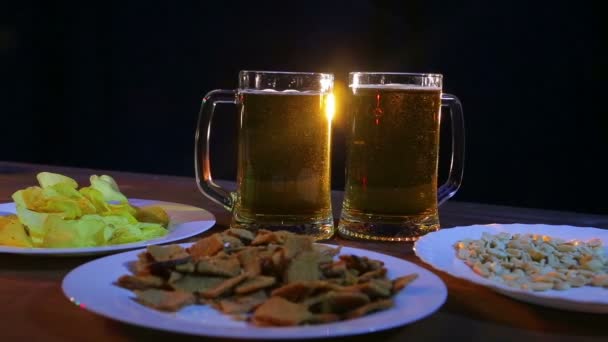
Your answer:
[337,72,464,241]
[195,71,336,240]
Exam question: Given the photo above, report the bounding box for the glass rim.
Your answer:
[240,70,334,78]
[349,71,443,78]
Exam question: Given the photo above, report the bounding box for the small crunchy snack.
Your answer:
[455,232,608,291]
[116,229,418,326]
[134,289,195,311]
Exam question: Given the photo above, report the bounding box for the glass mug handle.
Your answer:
[194,89,237,211]
[438,93,465,205]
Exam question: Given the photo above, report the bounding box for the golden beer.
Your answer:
[339,85,442,241]
[232,90,334,239]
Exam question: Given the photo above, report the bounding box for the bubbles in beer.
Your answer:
[233,90,334,238]
[343,86,442,215]
[242,89,327,95]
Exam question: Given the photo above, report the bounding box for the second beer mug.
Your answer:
[195,71,335,240]
[338,72,465,241]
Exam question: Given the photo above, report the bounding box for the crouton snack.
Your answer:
[116,229,418,326]
[0,172,169,248]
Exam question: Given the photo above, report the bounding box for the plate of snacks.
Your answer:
[414,223,608,313]
[0,172,215,256]
[62,229,447,339]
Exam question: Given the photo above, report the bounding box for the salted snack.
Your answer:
[116,229,418,326]
[0,172,169,248]
[455,232,608,291]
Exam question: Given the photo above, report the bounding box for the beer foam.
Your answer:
[349,84,441,91]
[240,89,324,95]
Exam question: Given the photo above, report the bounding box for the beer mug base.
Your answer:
[337,211,439,242]
[230,215,335,241]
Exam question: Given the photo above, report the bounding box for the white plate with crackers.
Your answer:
[414,223,608,313]
[62,241,447,339]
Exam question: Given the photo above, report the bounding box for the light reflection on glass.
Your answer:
[325,93,335,122]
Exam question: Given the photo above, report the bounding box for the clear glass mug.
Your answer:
[337,72,465,241]
[195,71,336,240]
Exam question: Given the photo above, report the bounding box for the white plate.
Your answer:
[0,199,215,256]
[414,223,608,313]
[62,243,447,339]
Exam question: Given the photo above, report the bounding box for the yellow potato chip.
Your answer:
[0,215,33,247]
[41,215,106,248]
[90,174,128,203]
[37,172,78,189]
[135,205,170,227]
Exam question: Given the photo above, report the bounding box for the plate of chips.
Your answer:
[0,172,216,256]
[0,198,216,256]
[62,230,447,339]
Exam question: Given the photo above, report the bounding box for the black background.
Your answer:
[1,1,605,214]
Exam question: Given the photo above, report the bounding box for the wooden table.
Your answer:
[1,161,607,341]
